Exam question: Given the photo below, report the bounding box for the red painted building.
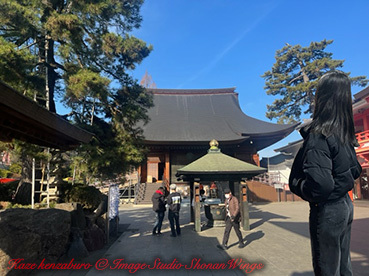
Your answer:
[353,86,369,200]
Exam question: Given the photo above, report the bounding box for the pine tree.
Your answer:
[0,0,154,180]
[262,40,368,124]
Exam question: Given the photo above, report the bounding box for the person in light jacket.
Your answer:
[217,188,245,250]
[289,71,362,276]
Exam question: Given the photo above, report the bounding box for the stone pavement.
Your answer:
[36,200,369,276]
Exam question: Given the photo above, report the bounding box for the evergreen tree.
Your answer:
[0,0,153,180]
[262,40,368,124]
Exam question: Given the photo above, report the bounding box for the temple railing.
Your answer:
[355,130,369,155]
[356,130,369,144]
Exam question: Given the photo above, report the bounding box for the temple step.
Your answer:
[134,182,163,205]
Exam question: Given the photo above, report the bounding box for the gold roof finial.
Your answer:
[209,139,219,150]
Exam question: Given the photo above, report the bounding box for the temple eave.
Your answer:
[0,81,93,149]
[143,137,249,145]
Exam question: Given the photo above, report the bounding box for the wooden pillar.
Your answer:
[355,178,362,200]
[190,181,194,222]
[140,162,147,183]
[240,181,250,231]
[229,181,235,195]
[165,152,170,182]
[364,114,369,131]
[194,180,201,232]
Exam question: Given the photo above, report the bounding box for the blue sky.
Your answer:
[126,0,369,158]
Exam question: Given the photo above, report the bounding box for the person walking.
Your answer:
[167,184,182,237]
[289,71,362,276]
[152,186,166,236]
[217,188,245,250]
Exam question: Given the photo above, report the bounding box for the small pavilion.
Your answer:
[176,140,266,232]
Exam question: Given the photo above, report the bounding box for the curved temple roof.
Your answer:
[142,88,298,150]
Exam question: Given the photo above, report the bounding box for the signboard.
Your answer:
[273,183,284,190]
[109,185,120,219]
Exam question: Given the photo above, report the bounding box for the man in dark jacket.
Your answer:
[217,188,245,250]
[167,184,182,237]
[152,186,166,236]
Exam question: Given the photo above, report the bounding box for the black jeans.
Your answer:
[153,211,165,233]
[168,210,181,236]
[222,216,243,246]
[309,193,353,276]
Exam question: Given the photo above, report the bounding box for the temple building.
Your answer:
[353,86,369,200]
[254,84,369,201]
[260,139,303,189]
[138,87,297,187]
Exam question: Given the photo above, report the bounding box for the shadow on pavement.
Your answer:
[350,217,369,276]
[249,204,290,230]
[244,231,265,247]
[226,230,265,250]
[290,272,314,276]
[248,204,369,276]
[268,221,310,239]
[105,206,264,275]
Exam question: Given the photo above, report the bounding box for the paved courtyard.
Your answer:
[37,200,369,276]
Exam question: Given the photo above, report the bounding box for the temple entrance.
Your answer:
[147,156,162,182]
[158,162,165,181]
[144,153,169,183]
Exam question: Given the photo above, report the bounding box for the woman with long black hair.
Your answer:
[289,71,362,276]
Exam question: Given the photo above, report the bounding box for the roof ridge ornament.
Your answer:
[209,139,220,152]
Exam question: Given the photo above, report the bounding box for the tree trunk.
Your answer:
[45,37,56,112]
[298,59,310,84]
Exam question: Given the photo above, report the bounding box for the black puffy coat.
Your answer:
[289,127,362,203]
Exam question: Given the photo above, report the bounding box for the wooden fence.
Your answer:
[246,181,303,203]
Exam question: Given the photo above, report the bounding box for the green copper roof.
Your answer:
[176,140,266,178]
